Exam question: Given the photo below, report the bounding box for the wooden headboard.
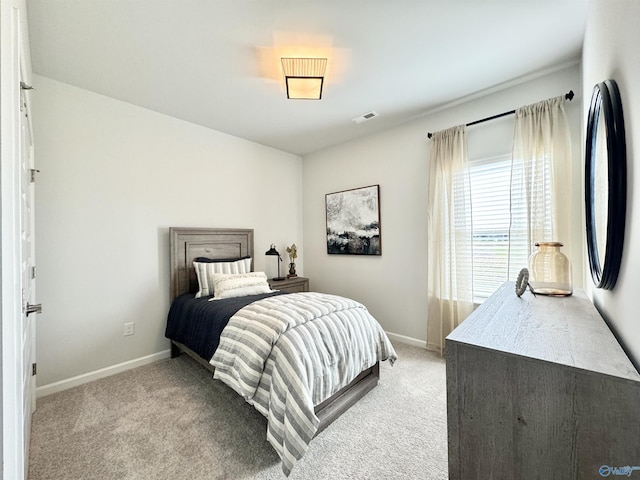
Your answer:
[169,227,254,300]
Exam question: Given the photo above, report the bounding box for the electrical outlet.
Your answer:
[123,322,135,336]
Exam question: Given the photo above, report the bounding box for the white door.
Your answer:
[20,76,38,469]
[1,1,36,479]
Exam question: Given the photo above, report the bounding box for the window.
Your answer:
[463,153,552,303]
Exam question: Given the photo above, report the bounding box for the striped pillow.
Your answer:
[193,257,252,298]
[209,272,272,300]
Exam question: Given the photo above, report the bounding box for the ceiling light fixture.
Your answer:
[281,57,327,100]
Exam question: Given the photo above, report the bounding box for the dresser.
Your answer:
[446,282,640,480]
[268,276,309,294]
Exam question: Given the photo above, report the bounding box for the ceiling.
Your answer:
[26,0,590,156]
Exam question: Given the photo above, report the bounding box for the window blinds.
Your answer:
[463,154,552,302]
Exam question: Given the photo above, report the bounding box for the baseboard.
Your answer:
[385,331,428,349]
[37,333,433,398]
[36,349,172,398]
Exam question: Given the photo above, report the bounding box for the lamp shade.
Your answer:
[265,245,280,256]
[281,57,327,100]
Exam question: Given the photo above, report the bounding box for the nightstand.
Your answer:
[268,277,309,294]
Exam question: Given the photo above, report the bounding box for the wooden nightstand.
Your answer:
[268,277,309,294]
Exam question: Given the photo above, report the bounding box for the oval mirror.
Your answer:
[585,79,626,289]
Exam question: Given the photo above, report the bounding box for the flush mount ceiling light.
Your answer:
[281,57,327,100]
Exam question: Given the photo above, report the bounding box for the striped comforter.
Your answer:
[210,292,397,476]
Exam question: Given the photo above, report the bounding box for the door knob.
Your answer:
[26,303,42,316]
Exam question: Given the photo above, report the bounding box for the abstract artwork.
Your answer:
[325,185,381,255]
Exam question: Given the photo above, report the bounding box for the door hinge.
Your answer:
[31,266,37,279]
[30,169,40,183]
[20,82,34,91]
[32,363,37,376]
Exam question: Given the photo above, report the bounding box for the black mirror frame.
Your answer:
[585,79,627,290]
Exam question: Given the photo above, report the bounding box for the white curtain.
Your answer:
[508,96,572,277]
[427,125,474,353]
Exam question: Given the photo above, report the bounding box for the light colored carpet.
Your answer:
[28,342,448,479]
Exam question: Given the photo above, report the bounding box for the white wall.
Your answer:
[303,64,583,349]
[32,75,303,387]
[583,0,640,367]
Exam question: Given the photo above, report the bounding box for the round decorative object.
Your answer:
[528,242,572,296]
[585,79,626,290]
[515,268,529,297]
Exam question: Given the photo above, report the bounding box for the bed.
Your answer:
[166,227,397,475]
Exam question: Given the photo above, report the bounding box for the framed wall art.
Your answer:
[325,184,381,255]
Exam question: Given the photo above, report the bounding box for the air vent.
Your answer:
[351,111,380,124]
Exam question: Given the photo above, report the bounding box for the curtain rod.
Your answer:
[426,90,574,139]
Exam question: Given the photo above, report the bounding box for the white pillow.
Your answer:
[193,257,252,298]
[209,272,273,300]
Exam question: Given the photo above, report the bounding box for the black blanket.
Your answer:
[165,291,283,361]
